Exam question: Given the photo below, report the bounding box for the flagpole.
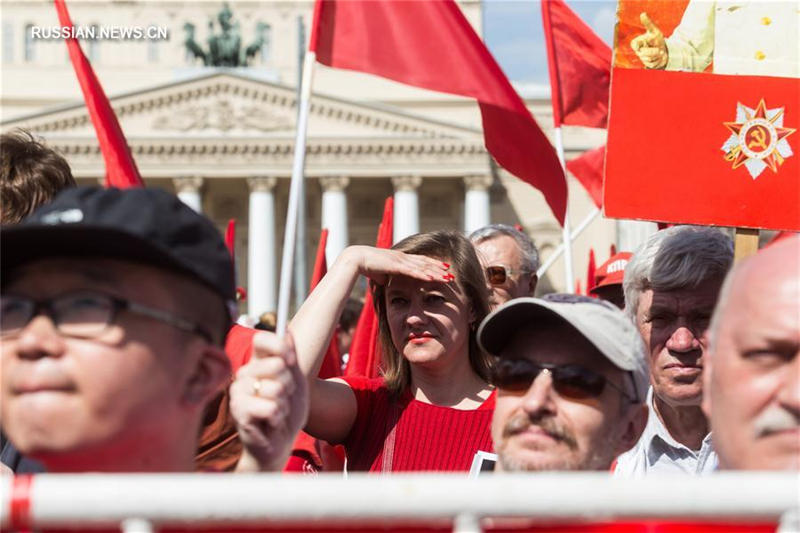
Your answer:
[553,127,575,292]
[537,206,600,278]
[293,15,309,309]
[276,50,316,337]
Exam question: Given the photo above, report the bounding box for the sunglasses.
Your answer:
[485,265,531,285]
[490,358,633,401]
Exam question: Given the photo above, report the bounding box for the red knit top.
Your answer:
[340,375,495,472]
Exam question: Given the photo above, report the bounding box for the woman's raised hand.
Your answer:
[342,245,452,285]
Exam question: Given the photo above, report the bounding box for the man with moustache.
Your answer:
[478,294,648,472]
[615,226,733,476]
[704,236,800,471]
[470,224,539,309]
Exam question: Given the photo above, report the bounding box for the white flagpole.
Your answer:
[553,126,575,293]
[276,51,316,336]
[537,206,600,278]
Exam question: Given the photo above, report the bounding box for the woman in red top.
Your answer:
[292,231,495,472]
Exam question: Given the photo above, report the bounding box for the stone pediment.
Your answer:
[1,70,481,141]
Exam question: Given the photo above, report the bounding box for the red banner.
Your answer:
[606,1,799,231]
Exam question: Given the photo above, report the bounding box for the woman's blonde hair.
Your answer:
[372,230,492,397]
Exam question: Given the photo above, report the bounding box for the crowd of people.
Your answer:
[1,129,798,481]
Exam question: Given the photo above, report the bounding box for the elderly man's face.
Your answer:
[1,258,220,471]
[475,235,536,309]
[635,281,722,407]
[705,251,800,470]
[491,326,644,471]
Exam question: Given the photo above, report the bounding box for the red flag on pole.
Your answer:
[225,219,236,261]
[309,0,566,226]
[541,0,611,129]
[312,229,342,379]
[566,144,605,208]
[346,197,393,378]
[54,0,144,188]
[586,247,597,295]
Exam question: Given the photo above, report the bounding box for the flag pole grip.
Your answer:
[276,51,316,337]
[734,227,760,262]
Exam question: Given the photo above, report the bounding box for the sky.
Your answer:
[483,0,616,86]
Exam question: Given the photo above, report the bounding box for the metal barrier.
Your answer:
[2,472,798,531]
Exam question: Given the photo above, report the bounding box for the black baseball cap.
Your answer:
[1,186,236,320]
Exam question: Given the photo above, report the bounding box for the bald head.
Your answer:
[705,236,800,470]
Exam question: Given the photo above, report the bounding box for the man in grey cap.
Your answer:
[478,294,649,472]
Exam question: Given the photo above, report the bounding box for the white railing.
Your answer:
[2,472,798,531]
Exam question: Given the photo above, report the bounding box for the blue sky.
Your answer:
[483,0,616,84]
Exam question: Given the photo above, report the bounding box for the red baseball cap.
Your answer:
[590,252,633,294]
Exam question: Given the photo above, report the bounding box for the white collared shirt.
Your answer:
[614,388,718,477]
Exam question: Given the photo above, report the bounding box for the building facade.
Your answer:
[1,0,652,318]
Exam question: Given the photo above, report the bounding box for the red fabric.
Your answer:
[606,68,799,231]
[54,0,144,189]
[591,252,632,291]
[312,229,343,379]
[225,219,236,261]
[346,197,393,378]
[586,248,597,295]
[224,324,258,374]
[541,0,611,128]
[566,144,605,208]
[340,376,495,472]
[310,0,566,225]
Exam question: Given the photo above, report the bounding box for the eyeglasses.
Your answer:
[485,265,531,286]
[1,290,214,343]
[490,358,634,401]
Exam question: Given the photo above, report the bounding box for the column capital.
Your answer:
[391,175,422,192]
[463,174,493,191]
[173,175,204,193]
[247,176,278,192]
[319,175,350,192]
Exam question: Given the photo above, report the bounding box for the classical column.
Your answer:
[392,175,422,243]
[247,176,278,316]
[320,176,350,263]
[462,174,493,234]
[616,220,659,252]
[173,176,204,213]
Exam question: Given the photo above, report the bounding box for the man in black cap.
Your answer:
[1,186,306,472]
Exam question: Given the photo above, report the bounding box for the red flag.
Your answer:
[310,0,566,225]
[54,0,143,188]
[586,248,597,296]
[541,0,611,128]
[566,145,605,208]
[224,220,236,259]
[346,197,393,378]
[312,229,342,380]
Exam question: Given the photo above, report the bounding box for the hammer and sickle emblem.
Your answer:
[747,126,769,151]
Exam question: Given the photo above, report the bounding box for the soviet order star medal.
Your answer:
[722,99,796,180]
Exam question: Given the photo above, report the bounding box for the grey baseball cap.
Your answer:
[477,293,648,402]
